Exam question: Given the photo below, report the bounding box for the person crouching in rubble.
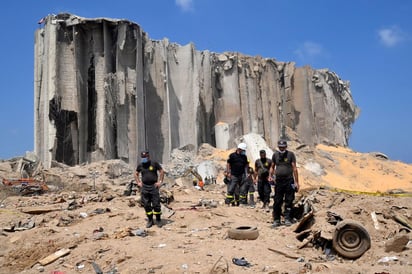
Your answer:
[225,143,249,206]
[134,151,165,228]
[269,140,300,227]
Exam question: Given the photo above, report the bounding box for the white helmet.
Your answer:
[237,142,247,150]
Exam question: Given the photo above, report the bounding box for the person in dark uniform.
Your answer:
[244,166,256,208]
[223,170,241,206]
[255,149,273,211]
[270,140,300,227]
[225,143,249,206]
[134,151,165,228]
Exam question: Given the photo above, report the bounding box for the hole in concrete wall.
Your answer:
[49,97,77,166]
[57,25,74,44]
[279,70,285,88]
[197,97,216,146]
[214,69,223,98]
[87,55,97,152]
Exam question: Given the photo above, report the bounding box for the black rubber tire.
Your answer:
[228,226,259,240]
[332,220,371,259]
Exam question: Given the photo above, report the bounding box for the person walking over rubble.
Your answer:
[223,170,240,206]
[225,143,249,206]
[270,140,300,227]
[244,166,257,208]
[255,149,273,211]
[135,151,165,228]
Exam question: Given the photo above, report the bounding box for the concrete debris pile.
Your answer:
[1,152,48,196]
[0,138,412,273]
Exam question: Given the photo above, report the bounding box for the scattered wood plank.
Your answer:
[295,228,312,242]
[21,206,62,214]
[298,237,313,249]
[294,211,314,233]
[326,196,339,209]
[393,214,412,230]
[371,211,380,230]
[211,212,227,217]
[267,247,300,259]
[38,248,71,266]
[209,255,229,273]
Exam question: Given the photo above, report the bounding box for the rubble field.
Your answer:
[1,143,411,274]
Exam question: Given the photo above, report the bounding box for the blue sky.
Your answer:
[0,0,411,163]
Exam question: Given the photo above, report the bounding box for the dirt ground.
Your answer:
[0,143,411,274]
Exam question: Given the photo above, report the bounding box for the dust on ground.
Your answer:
[0,143,411,274]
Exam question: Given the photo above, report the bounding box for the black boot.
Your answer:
[146,215,154,228]
[248,194,255,208]
[284,208,292,226]
[155,215,162,228]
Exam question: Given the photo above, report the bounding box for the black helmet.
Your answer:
[277,140,287,148]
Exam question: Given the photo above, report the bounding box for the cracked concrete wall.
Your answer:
[35,14,145,168]
[34,14,359,168]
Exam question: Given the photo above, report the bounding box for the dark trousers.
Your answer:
[273,178,295,221]
[257,178,271,204]
[238,176,249,204]
[225,175,245,204]
[246,179,255,193]
[141,184,161,217]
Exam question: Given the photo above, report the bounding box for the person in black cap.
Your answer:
[134,151,165,228]
[254,149,273,211]
[270,140,300,227]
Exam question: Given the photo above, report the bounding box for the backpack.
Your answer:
[257,159,269,177]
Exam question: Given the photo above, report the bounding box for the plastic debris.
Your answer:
[132,229,147,237]
[92,261,103,274]
[232,257,251,267]
[377,256,398,264]
[296,257,305,262]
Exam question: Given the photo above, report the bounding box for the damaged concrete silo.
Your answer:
[34,13,359,168]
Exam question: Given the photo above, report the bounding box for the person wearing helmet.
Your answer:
[225,143,249,206]
[135,151,165,228]
[269,140,300,227]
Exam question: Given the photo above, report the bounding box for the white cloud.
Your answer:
[176,0,193,12]
[378,26,406,47]
[294,41,324,61]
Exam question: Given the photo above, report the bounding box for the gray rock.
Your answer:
[385,234,410,253]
